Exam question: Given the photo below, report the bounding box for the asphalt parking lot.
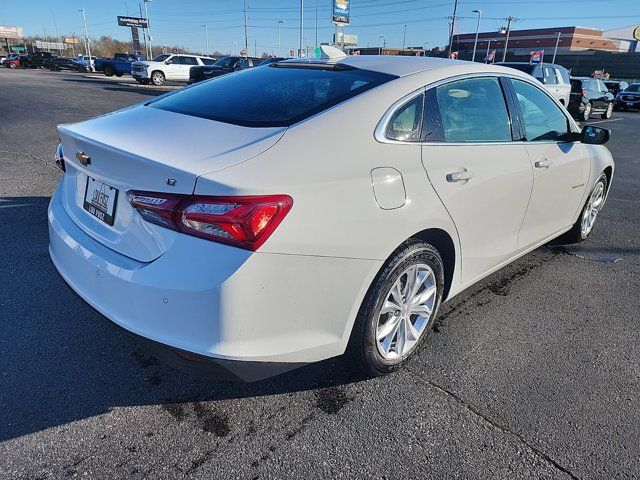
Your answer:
[1,68,639,479]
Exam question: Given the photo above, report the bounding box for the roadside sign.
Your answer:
[0,25,23,39]
[332,0,350,26]
[9,44,26,53]
[117,16,148,29]
[634,26,640,42]
[35,40,65,50]
[64,37,80,44]
[334,32,358,46]
[290,49,295,56]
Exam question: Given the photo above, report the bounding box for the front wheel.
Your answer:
[8,63,16,69]
[557,173,608,244]
[115,72,123,77]
[582,102,592,121]
[151,70,165,86]
[348,240,444,377]
[601,102,613,119]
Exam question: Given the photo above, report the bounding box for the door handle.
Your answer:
[535,159,553,168]
[447,170,474,182]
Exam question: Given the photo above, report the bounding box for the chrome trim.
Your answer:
[375,71,580,146]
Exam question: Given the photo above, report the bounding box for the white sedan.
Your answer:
[48,49,614,381]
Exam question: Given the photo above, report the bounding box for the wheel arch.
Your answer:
[410,228,456,301]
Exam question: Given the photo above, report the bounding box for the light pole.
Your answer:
[143,0,153,59]
[448,0,459,56]
[243,0,248,54]
[472,9,482,62]
[501,16,515,62]
[299,0,304,58]
[201,24,208,55]
[78,9,93,72]
[378,35,385,55]
[402,24,407,51]
[232,40,238,56]
[552,31,561,63]
[277,20,285,57]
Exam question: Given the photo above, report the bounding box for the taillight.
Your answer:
[55,143,65,172]
[127,191,293,251]
[581,89,587,96]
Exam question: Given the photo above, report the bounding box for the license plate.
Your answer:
[83,177,118,226]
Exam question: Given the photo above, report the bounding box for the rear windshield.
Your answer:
[570,79,584,92]
[148,64,397,127]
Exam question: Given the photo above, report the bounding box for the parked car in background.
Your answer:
[22,51,57,69]
[2,53,19,65]
[48,52,614,381]
[0,55,5,65]
[44,57,81,72]
[496,62,571,106]
[3,55,28,69]
[569,77,615,120]
[188,55,261,84]
[96,53,146,77]
[614,82,640,111]
[75,55,98,72]
[132,53,217,85]
[604,80,629,97]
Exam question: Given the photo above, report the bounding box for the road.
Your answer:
[1,68,639,480]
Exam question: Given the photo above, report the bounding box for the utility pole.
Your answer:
[315,0,318,47]
[486,39,492,61]
[299,0,304,58]
[254,39,257,57]
[243,0,248,54]
[402,24,407,51]
[143,0,153,59]
[378,35,385,55]
[277,20,285,57]
[552,31,561,63]
[501,16,515,62]
[78,9,93,72]
[447,0,459,56]
[201,24,208,55]
[472,10,482,62]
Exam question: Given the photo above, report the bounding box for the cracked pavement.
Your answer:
[1,69,639,479]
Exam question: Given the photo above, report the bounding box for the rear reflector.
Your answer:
[127,191,293,251]
[55,143,65,172]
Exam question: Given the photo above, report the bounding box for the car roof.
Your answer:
[280,55,535,78]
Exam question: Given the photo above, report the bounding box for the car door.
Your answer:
[178,56,199,79]
[508,77,591,249]
[163,55,182,79]
[420,76,534,284]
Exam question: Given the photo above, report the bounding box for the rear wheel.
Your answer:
[556,173,608,244]
[582,102,592,121]
[348,240,444,376]
[8,62,16,69]
[151,70,165,86]
[103,65,115,77]
[601,102,613,119]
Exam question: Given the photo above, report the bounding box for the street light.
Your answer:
[500,16,515,62]
[201,24,209,55]
[143,0,153,59]
[471,9,482,62]
[277,20,285,57]
[232,40,238,56]
[378,35,386,55]
[78,9,93,72]
[402,24,407,51]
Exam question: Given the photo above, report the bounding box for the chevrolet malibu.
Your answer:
[48,49,614,381]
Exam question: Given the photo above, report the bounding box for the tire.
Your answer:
[151,70,165,86]
[115,72,123,77]
[348,239,445,377]
[136,78,151,85]
[556,173,608,245]
[582,102,592,121]
[103,65,115,77]
[8,63,16,69]
[21,62,30,69]
[601,102,613,119]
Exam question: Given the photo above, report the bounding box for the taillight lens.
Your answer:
[127,191,293,251]
[581,89,587,96]
[55,143,65,172]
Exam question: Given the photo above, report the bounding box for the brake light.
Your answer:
[581,89,587,96]
[127,191,293,251]
[55,143,65,172]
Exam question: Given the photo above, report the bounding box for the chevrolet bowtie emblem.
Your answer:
[75,150,91,166]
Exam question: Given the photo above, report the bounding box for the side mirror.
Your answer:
[164,60,170,65]
[581,125,610,145]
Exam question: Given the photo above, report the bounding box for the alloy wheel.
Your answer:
[581,180,605,238]
[583,103,592,121]
[375,264,437,360]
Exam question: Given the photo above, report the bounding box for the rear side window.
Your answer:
[434,77,512,143]
[181,56,198,65]
[148,65,396,127]
[386,94,423,142]
[570,79,583,92]
[511,79,569,141]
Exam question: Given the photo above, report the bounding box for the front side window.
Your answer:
[165,56,180,65]
[214,56,235,68]
[385,94,423,142]
[152,54,170,62]
[511,79,570,142]
[435,77,512,143]
[149,65,396,127]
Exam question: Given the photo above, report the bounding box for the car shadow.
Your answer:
[0,196,367,443]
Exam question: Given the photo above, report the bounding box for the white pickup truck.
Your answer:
[131,53,217,86]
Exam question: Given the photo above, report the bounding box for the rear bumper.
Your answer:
[48,181,381,378]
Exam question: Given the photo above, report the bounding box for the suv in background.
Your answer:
[496,62,571,106]
[568,77,615,120]
[614,82,640,111]
[132,53,217,85]
[188,56,261,84]
[604,80,629,97]
[23,51,57,69]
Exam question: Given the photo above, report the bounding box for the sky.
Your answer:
[1,0,639,56]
